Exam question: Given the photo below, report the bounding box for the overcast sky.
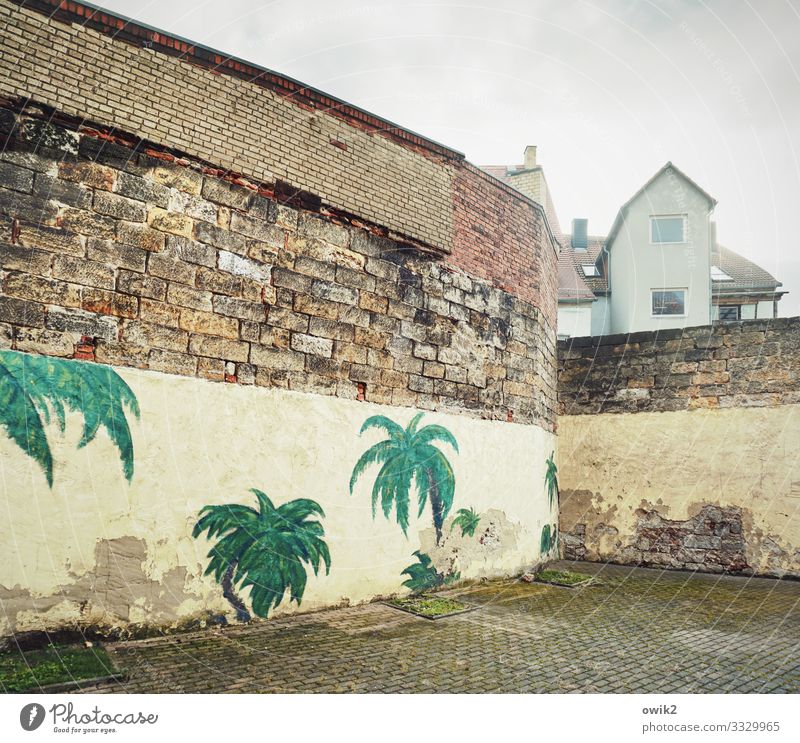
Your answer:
[100,0,800,316]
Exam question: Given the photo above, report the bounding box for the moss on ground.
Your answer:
[388,596,469,617]
[535,569,594,586]
[0,644,115,692]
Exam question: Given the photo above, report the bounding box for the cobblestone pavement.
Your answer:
[88,562,800,693]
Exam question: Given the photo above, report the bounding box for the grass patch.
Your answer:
[388,596,471,618]
[535,570,594,587]
[0,644,116,692]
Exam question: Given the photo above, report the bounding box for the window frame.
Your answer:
[651,288,687,318]
[581,264,599,277]
[717,305,740,322]
[649,214,688,245]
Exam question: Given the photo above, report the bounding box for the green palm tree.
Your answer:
[544,451,559,508]
[0,350,139,486]
[192,489,331,622]
[350,412,458,545]
[540,523,558,554]
[450,507,481,538]
[401,550,459,594]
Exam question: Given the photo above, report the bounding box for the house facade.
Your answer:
[483,153,785,338]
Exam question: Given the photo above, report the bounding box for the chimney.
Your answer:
[523,145,537,170]
[571,218,588,250]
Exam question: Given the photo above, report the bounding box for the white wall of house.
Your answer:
[558,302,593,338]
[607,169,713,335]
[757,300,775,318]
[590,295,612,337]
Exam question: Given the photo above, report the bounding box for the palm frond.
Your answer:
[544,452,559,507]
[412,424,459,454]
[420,445,456,529]
[451,507,481,538]
[0,361,52,485]
[405,411,425,436]
[400,550,441,594]
[359,415,405,441]
[0,351,139,485]
[349,439,396,494]
[540,524,552,554]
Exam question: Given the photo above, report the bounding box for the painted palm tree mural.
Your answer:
[192,489,331,622]
[540,523,558,554]
[545,451,559,508]
[451,507,481,538]
[350,412,459,545]
[401,550,460,594]
[0,350,139,487]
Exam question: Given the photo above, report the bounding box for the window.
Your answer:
[711,265,734,281]
[718,305,740,321]
[581,264,599,277]
[651,289,686,316]
[650,215,687,243]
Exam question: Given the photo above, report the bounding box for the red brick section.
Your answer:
[453,164,557,331]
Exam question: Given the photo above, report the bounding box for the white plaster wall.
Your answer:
[558,406,800,576]
[608,169,713,334]
[757,300,774,319]
[557,302,593,339]
[591,295,612,337]
[0,363,556,635]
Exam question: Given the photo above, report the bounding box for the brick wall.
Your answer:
[0,107,557,429]
[0,0,557,331]
[558,319,800,416]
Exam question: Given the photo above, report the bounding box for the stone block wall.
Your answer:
[557,320,800,577]
[0,105,556,428]
[0,0,557,330]
[558,319,800,416]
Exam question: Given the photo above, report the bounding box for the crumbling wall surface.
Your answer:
[0,106,556,427]
[0,365,557,638]
[0,3,560,636]
[0,0,558,321]
[557,321,800,577]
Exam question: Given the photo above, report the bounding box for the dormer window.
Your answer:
[711,265,734,281]
[581,265,599,277]
[650,215,687,244]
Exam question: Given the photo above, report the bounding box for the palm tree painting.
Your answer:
[192,489,331,622]
[544,451,559,508]
[350,412,459,545]
[401,550,459,594]
[0,350,139,487]
[540,523,558,555]
[451,507,481,538]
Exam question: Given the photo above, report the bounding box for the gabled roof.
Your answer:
[563,235,608,293]
[604,162,717,252]
[712,245,782,293]
[558,248,596,302]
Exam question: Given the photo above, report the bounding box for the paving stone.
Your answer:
[76,562,800,694]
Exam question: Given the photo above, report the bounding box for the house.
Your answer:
[482,151,786,338]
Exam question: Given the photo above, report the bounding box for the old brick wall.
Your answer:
[0,0,557,331]
[558,319,800,415]
[0,106,556,429]
[557,319,800,577]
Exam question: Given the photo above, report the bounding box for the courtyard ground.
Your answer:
[86,562,800,693]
